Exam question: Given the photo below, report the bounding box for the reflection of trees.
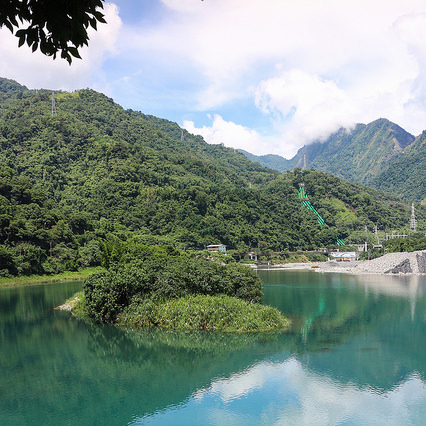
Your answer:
[1,275,425,426]
[261,271,426,389]
[0,281,82,324]
[84,324,291,420]
[0,284,291,426]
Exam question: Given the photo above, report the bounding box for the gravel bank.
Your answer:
[262,250,426,275]
[354,250,426,274]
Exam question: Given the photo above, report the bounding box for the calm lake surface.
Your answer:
[0,271,425,426]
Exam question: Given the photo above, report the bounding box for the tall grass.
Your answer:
[119,294,290,333]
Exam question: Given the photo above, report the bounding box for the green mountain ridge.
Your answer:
[371,130,426,202]
[0,77,28,102]
[0,77,421,276]
[240,119,425,203]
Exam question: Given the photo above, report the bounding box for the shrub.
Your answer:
[83,253,263,323]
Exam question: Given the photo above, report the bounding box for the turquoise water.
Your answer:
[0,271,425,426]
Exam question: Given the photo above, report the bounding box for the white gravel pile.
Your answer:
[355,250,426,274]
[268,250,426,275]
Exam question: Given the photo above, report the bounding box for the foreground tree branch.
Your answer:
[0,0,106,64]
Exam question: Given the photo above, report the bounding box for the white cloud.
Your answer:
[252,61,417,152]
[3,0,426,157]
[119,0,426,156]
[193,362,273,403]
[137,1,420,99]
[393,13,426,114]
[255,70,354,147]
[183,114,288,156]
[0,3,122,92]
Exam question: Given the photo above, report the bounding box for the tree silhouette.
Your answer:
[0,0,106,63]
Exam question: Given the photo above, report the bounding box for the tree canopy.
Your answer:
[0,0,106,63]
[0,78,423,277]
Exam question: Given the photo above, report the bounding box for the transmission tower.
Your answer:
[410,203,417,232]
[51,92,57,116]
[374,225,379,244]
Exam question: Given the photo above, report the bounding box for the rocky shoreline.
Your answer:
[258,250,426,275]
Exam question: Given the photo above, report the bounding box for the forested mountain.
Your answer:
[240,119,425,202]
[0,78,420,276]
[238,150,292,173]
[371,130,426,202]
[289,119,415,183]
[0,78,28,101]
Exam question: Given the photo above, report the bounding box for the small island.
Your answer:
[59,245,290,333]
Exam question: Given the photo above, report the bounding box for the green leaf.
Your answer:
[18,34,26,48]
[68,47,82,59]
[3,19,13,32]
[89,17,97,30]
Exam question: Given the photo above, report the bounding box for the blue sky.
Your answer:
[1,0,426,158]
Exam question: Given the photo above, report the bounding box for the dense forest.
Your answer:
[371,130,426,202]
[0,77,423,277]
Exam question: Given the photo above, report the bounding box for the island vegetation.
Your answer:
[61,245,290,333]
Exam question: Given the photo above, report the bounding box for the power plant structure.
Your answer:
[298,183,345,246]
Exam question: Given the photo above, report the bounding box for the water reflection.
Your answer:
[352,273,425,299]
[0,273,425,426]
[261,272,426,391]
[133,358,426,426]
[353,274,424,320]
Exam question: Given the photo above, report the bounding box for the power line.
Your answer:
[298,183,345,246]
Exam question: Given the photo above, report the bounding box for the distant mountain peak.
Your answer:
[239,118,424,201]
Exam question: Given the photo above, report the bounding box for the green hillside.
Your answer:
[240,119,414,176]
[0,77,28,102]
[291,119,415,184]
[0,78,419,276]
[372,131,426,204]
